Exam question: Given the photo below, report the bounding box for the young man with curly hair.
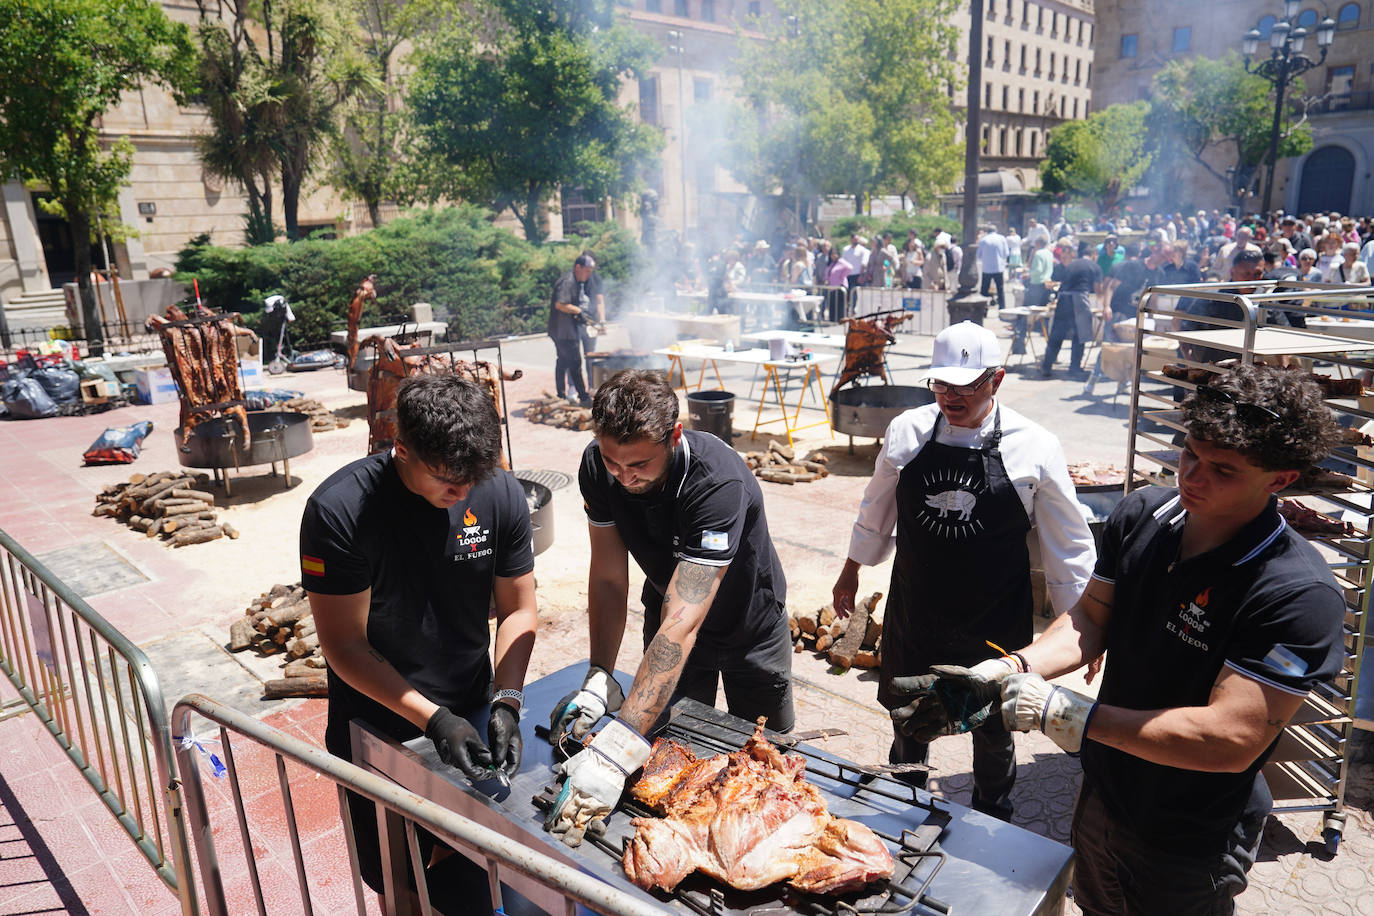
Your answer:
[895,364,1346,915]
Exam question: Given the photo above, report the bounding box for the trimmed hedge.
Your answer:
[174,205,642,345]
[826,212,954,247]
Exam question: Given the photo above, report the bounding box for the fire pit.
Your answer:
[520,478,554,556]
[831,385,934,451]
[353,664,1074,915]
[174,411,313,496]
[586,352,670,391]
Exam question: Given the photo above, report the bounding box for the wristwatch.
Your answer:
[492,688,524,712]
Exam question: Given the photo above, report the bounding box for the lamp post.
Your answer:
[1242,0,1336,216]
[946,0,989,324]
[666,31,689,237]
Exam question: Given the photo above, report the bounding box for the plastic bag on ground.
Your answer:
[2,376,59,419]
[33,365,82,403]
[82,420,155,465]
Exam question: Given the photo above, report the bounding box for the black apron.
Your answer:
[878,409,1034,709]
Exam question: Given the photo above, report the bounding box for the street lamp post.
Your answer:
[666,31,689,237]
[946,0,989,324]
[1242,0,1336,215]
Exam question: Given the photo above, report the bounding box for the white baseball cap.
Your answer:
[918,321,1002,386]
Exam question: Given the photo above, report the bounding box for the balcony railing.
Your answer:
[1309,91,1374,115]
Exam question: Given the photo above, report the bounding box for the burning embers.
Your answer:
[621,720,894,896]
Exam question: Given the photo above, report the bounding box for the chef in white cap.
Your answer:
[831,320,1095,820]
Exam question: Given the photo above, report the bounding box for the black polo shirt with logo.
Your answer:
[1083,486,1344,854]
[580,430,787,652]
[300,452,534,758]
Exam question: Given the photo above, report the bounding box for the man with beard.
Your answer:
[543,369,794,846]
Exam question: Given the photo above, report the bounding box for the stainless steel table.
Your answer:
[353,665,1073,915]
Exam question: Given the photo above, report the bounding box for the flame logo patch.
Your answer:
[463,507,478,526]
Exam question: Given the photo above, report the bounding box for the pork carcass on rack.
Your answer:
[621,720,894,896]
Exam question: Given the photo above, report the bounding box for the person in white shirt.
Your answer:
[1324,241,1372,286]
[831,321,1096,821]
[841,234,871,290]
[976,225,1010,309]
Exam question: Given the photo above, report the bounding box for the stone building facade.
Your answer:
[1092,0,1374,215]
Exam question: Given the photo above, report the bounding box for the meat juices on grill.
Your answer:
[622,721,894,895]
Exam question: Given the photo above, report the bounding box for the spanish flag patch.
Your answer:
[301,555,326,576]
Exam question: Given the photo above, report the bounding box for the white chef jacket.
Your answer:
[847,400,1095,615]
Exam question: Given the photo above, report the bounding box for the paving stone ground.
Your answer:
[0,320,1368,914]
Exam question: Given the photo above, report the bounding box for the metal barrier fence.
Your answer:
[847,286,952,337]
[0,319,162,359]
[171,693,666,916]
[0,527,194,903]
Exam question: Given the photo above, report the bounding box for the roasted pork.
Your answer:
[622,721,894,896]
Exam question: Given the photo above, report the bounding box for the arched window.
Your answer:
[1297,8,1319,28]
[1337,2,1360,29]
[1256,14,1277,37]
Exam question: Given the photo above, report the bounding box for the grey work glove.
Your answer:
[548,665,624,744]
[890,657,1019,741]
[425,707,494,781]
[486,703,522,778]
[544,719,650,847]
[1001,673,1097,754]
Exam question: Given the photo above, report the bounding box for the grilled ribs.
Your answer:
[622,721,894,896]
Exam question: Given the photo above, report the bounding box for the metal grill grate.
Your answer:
[514,468,575,491]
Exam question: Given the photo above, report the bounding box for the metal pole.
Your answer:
[1262,54,1288,216]
[960,0,984,261]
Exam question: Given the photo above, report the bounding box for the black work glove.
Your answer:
[487,703,522,778]
[425,707,493,780]
[889,660,1012,741]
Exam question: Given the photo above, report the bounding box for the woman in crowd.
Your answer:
[923,239,949,291]
[1324,241,1372,286]
[1299,248,1322,282]
[823,248,850,322]
[901,237,924,289]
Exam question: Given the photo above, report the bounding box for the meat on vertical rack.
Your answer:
[148,313,251,447]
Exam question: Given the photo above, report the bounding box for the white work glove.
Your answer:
[544,719,650,847]
[1001,673,1097,754]
[549,665,625,744]
[889,656,1019,740]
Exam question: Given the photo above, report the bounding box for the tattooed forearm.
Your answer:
[674,560,716,603]
[644,633,684,674]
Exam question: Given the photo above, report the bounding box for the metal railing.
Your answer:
[848,285,953,337]
[0,319,162,359]
[171,693,666,916]
[0,527,195,905]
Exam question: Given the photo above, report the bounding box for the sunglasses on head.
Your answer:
[927,369,996,396]
[1194,384,1280,425]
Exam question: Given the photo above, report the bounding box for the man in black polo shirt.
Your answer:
[543,368,793,846]
[898,365,1345,915]
[548,253,599,406]
[301,374,537,910]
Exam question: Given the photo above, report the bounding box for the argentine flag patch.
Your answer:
[701,530,729,551]
[1263,645,1308,678]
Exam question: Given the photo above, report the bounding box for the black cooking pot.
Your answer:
[175,411,314,469]
[831,385,934,439]
[521,478,555,556]
[586,353,670,391]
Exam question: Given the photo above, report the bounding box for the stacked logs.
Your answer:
[789,592,884,670]
[744,440,830,484]
[264,396,348,433]
[226,583,328,699]
[92,470,240,546]
[526,393,594,431]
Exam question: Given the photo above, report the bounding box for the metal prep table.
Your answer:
[353,664,1073,915]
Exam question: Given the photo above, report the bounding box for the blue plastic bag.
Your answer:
[83,420,156,464]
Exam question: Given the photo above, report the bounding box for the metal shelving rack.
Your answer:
[1126,279,1373,853]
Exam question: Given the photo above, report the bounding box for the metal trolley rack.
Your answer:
[1126,279,1373,853]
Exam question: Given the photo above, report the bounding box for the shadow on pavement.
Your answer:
[0,772,90,915]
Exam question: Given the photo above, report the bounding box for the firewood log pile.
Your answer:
[92,470,240,547]
[262,396,349,433]
[226,583,328,699]
[789,592,884,670]
[526,392,594,431]
[744,440,830,484]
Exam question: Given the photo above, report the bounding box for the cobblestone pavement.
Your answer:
[0,320,1368,914]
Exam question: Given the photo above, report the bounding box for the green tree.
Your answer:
[329,0,450,229]
[0,0,195,353]
[194,0,373,241]
[1148,53,1312,210]
[405,0,662,243]
[729,0,962,215]
[1039,102,1154,215]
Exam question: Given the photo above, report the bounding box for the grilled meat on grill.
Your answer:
[622,721,894,896]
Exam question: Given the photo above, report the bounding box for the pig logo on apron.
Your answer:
[915,472,986,538]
